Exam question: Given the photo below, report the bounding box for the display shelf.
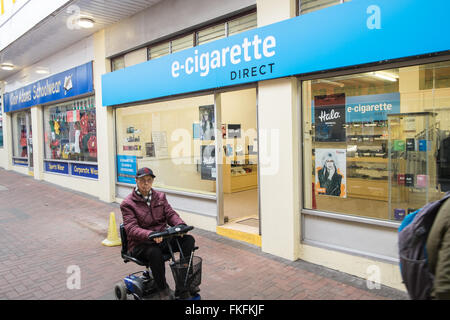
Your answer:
[223,155,258,193]
[387,112,441,221]
[347,157,387,163]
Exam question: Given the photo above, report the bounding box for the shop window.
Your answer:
[146,11,256,59]
[0,99,3,148]
[148,41,170,60]
[43,96,97,163]
[299,0,343,15]
[123,48,148,68]
[115,94,216,195]
[228,12,257,36]
[111,56,125,71]
[302,61,450,222]
[12,111,29,159]
[171,34,194,53]
[197,23,226,45]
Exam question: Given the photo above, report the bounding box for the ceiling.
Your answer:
[0,0,162,81]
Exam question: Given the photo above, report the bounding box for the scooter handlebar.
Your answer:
[148,225,194,240]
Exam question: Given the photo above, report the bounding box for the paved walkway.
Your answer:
[0,168,408,300]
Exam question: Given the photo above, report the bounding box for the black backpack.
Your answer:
[398,192,450,300]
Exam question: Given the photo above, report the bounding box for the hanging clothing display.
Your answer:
[88,135,97,158]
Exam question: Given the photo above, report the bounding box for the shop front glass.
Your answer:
[12,110,31,166]
[302,60,450,221]
[43,96,97,163]
[115,94,216,195]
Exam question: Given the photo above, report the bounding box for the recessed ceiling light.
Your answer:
[36,67,50,74]
[371,71,398,82]
[77,17,95,29]
[1,63,15,71]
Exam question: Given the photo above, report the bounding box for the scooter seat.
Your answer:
[122,252,172,266]
[122,253,147,266]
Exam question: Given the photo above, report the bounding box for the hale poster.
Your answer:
[201,145,216,181]
[314,93,346,142]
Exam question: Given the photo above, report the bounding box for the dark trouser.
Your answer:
[132,235,195,291]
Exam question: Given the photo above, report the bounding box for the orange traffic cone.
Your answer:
[102,212,122,247]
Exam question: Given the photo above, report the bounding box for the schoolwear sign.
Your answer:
[102,0,450,106]
[4,62,93,112]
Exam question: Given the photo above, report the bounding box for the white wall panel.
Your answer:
[303,213,399,263]
[105,0,256,57]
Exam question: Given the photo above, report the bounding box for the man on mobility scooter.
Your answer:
[119,167,199,300]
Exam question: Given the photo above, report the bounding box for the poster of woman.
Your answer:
[315,148,346,198]
[199,105,215,141]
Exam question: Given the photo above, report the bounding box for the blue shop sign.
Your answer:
[346,93,400,123]
[117,155,137,184]
[45,161,69,175]
[13,158,28,166]
[311,92,401,124]
[102,0,450,106]
[4,62,93,112]
[71,163,98,179]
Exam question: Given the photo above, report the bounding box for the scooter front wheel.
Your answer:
[114,281,128,300]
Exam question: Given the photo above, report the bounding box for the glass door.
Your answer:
[26,111,33,171]
[217,88,260,235]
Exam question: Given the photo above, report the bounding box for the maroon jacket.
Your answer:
[120,188,185,254]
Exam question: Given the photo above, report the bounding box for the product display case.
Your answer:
[345,121,389,201]
[387,112,440,220]
[222,138,258,194]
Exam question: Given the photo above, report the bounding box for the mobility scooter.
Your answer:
[114,224,201,300]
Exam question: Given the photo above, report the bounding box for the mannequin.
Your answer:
[74,122,81,154]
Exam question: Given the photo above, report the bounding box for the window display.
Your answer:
[12,111,28,158]
[303,61,450,221]
[11,110,32,167]
[43,96,97,163]
[115,94,216,194]
[387,112,441,220]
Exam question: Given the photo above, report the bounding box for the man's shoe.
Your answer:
[158,287,174,300]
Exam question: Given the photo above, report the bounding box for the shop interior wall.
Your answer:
[104,0,255,58]
[221,88,258,160]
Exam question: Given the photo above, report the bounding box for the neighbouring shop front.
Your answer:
[3,62,97,179]
[102,0,450,284]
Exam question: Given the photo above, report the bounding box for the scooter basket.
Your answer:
[170,256,202,290]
